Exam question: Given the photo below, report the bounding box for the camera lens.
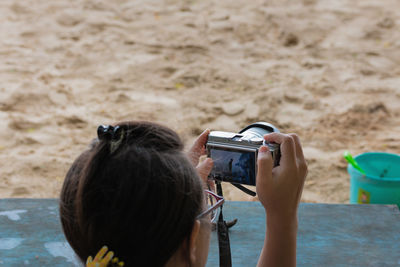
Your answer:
[239,122,280,139]
[240,122,281,166]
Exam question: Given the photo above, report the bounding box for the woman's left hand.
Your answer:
[187,129,214,185]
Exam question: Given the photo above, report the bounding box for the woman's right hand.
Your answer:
[256,132,307,267]
[256,133,307,222]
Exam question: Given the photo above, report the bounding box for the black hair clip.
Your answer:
[97,125,115,141]
[97,125,126,153]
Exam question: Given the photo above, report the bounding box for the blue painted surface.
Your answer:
[207,202,400,267]
[1,199,400,266]
[0,199,80,266]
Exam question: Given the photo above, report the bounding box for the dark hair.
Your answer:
[59,121,204,266]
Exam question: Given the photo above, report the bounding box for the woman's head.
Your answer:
[60,121,210,266]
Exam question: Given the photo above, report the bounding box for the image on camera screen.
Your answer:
[209,147,256,186]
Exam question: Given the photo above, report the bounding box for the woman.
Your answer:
[59,121,307,266]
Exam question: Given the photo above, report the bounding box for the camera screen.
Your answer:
[208,147,256,186]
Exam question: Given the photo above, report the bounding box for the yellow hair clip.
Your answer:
[86,246,124,267]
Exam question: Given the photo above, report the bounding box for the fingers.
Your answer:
[264,133,296,167]
[192,129,210,152]
[288,133,308,181]
[257,146,273,184]
[196,157,213,184]
[188,129,210,166]
[287,133,306,164]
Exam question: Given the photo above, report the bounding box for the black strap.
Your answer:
[216,180,224,198]
[231,183,256,196]
[216,182,232,267]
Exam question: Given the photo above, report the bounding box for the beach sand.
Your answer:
[0,0,399,202]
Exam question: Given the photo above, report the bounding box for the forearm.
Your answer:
[257,215,298,267]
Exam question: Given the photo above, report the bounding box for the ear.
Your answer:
[189,219,201,264]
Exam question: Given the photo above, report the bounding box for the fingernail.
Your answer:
[109,251,114,259]
[259,146,269,153]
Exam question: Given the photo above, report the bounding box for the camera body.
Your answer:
[206,122,280,186]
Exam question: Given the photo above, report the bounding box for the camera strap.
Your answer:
[230,183,256,196]
[216,181,232,267]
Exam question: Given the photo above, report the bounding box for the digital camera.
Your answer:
[206,122,281,186]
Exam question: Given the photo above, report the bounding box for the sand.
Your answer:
[0,0,399,202]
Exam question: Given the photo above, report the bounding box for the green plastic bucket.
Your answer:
[348,152,400,207]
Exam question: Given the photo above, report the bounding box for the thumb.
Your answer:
[196,157,214,184]
[257,146,273,184]
[188,129,210,166]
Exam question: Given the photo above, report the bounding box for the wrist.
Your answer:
[262,212,298,267]
[266,212,298,230]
